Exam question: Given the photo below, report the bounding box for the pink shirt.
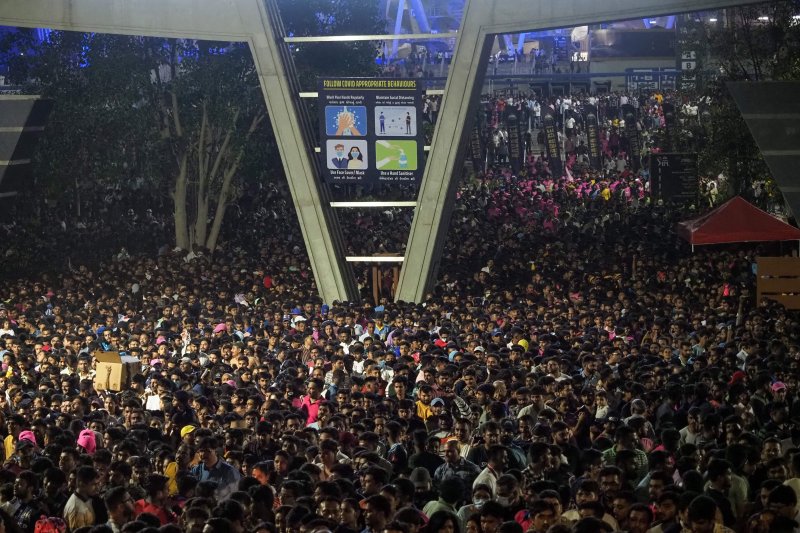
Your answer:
[300,395,321,426]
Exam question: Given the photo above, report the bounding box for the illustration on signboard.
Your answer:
[375,106,417,136]
[375,140,418,170]
[325,106,368,136]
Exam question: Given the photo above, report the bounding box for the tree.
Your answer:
[2,32,272,253]
[696,0,800,197]
[278,0,383,90]
[1,30,164,217]
[0,0,382,260]
[149,40,269,252]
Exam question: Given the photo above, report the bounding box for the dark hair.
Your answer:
[573,517,613,533]
[706,458,731,482]
[75,465,98,484]
[688,495,717,522]
[497,522,522,533]
[439,477,464,505]
[628,503,654,523]
[425,511,460,533]
[769,485,798,507]
[480,500,505,519]
[104,486,130,511]
[364,494,391,518]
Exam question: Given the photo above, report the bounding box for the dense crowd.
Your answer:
[0,83,799,533]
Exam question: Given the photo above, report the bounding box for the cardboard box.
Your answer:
[94,351,141,392]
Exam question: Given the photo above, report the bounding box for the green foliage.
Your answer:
[278,0,383,90]
[697,0,800,194]
[2,31,165,205]
[0,0,383,254]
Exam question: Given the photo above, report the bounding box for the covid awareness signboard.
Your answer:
[318,78,425,184]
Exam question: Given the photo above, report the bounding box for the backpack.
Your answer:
[34,516,67,533]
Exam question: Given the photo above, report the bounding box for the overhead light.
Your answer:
[709,18,718,22]
[649,20,657,24]
[758,16,769,21]
[793,15,800,20]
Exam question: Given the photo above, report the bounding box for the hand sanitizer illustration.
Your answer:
[398,150,408,169]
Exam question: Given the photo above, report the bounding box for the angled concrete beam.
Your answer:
[250,0,359,303]
[728,81,800,220]
[0,0,357,303]
[396,0,764,302]
[0,0,254,39]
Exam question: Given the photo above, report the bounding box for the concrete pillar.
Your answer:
[251,0,358,304]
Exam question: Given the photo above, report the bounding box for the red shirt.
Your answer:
[300,395,321,426]
[135,500,176,525]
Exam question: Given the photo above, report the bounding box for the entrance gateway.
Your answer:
[0,0,761,303]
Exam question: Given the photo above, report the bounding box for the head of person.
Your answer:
[768,485,798,520]
[75,465,99,498]
[687,495,718,533]
[528,499,556,532]
[426,510,459,533]
[626,503,654,533]
[495,474,520,507]
[486,445,509,472]
[363,494,391,531]
[480,501,505,533]
[705,458,732,492]
[439,477,464,507]
[197,437,219,468]
[104,486,136,524]
[348,146,363,161]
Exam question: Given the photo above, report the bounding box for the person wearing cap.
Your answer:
[134,474,175,525]
[408,466,436,508]
[771,381,789,401]
[77,429,97,456]
[180,424,197,444]
[429,397,446,421]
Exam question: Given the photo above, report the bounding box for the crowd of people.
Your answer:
[0,82,798,533]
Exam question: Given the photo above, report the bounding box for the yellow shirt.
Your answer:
[3,435,14,462]
[416,401,433,421]
[164,461,179,496]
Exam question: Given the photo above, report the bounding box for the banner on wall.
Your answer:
[622,104,641,172]
[470,124,485,172]
[507,113,521,173]
[542,112,562,177]
[584,104,601,169]
[662,102,677,152]
[318,78,425,184]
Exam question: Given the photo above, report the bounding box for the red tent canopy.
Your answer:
[677,196,800,246]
